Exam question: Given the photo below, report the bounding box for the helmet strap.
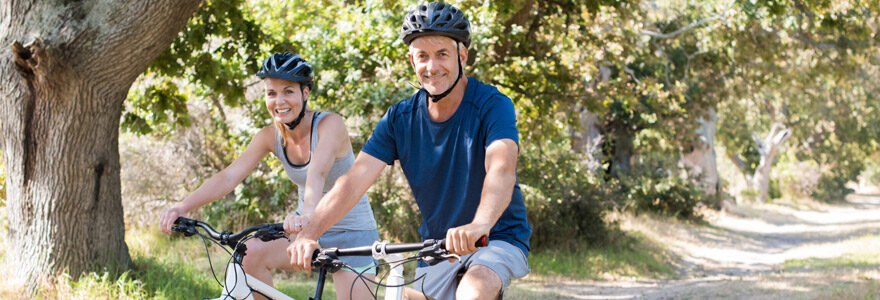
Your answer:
[426,41,463,103]
[284,86,308,130]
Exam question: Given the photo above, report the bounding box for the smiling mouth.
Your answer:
[276,108,291,114]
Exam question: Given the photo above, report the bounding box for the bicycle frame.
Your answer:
[212,255,293,300]
[205,241,408,300]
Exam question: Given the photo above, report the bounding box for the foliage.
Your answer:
[123,0,880,253]
[863,155,880,187]
[367,166,423,243]
[519,139,611,249]
[201,167,294,228]
[622,173,704,221]
[812,174,856,203]
[717,0,880,201]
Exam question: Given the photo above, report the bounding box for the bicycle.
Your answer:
[171,217,487,300]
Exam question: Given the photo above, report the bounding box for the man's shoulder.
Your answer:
[386,90,422,116]
[466,77,512,109]
[465,78,513,115]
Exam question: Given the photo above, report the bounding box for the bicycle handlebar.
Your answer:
[319,236,489,257]
[313,236,489,269]
[172,216,487,269]
[172,217,285,247]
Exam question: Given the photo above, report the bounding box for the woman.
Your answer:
[158,53,379,300]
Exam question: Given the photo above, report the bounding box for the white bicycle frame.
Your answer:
[208,241,408,300]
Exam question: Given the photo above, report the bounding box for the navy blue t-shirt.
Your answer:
[362,77,532,256]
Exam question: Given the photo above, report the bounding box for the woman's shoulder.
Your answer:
[252,125,278,151]
[315,112,346,133]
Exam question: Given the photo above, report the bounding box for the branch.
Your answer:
[624,67,641,85]
[725,150,750,174]
[641,15,722,39]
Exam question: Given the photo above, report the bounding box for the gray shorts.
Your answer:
[413,240,530,300]
[318,229,380,271]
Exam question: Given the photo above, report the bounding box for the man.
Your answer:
[288,2,531,299]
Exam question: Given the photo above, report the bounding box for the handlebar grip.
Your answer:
[476,235,488,247]
[171,217,197,236]
[438,236,489,249]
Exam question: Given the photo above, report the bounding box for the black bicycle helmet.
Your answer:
[257,53,313,130]
[401,2,471,48]
[256,52,313,91]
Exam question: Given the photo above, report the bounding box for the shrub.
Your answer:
[622,172,704,221]
[811,174,855,203]
[518,145,612,250]
[367,165,422,243]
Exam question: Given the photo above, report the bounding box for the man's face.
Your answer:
[407,36,467,95]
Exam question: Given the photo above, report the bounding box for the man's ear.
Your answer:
[407,52,415,69]
[459,45,469,65]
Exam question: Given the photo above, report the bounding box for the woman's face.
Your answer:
[264,78,309,124]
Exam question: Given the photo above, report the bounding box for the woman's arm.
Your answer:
[159,126,275,233]
[301,113,350,216]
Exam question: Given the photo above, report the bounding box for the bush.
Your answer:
[811,174,855,202]
[776,159,821,200]
[810,156,863,202]
[367,165,422,243]
[622,172,704,221]
[518,145,612,250]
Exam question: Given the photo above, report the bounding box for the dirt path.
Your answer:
[508,194,880,299]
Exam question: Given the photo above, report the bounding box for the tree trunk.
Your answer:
[0,0,200,291]
[680,108,719,196]
[750,123,791,202]
[571,107,603,174]
[609,123,634,178]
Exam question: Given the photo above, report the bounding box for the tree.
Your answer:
[718,0,880,202]
[0,0,200,291]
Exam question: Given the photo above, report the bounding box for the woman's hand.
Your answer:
[159,206,187,234]
[283,212,311,235]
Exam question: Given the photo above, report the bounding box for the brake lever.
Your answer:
[255,226,289,242]
[171,222,197,237]
[418,239,461,266]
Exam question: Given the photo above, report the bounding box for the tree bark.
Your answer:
[750,123,791,202]
[680,108,719,196]
[609,122,634,178]
[1,0,200,291]
[571,107,603,174]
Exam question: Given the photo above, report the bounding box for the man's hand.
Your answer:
[283,212,310,235]
[287,236,321,272]
[445,222,491,255]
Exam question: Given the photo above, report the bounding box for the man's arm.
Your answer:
[288,152,388,270]
[445,138,518,255]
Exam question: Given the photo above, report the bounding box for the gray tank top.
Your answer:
[274,112,377,231]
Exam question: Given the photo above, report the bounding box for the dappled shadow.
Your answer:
[510,267,880,299]
[511,194,880,299]
[622,193,880,277]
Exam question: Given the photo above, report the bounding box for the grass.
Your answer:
[1,227,334,299]
[783,252,880,270]
[527,232,674,280]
